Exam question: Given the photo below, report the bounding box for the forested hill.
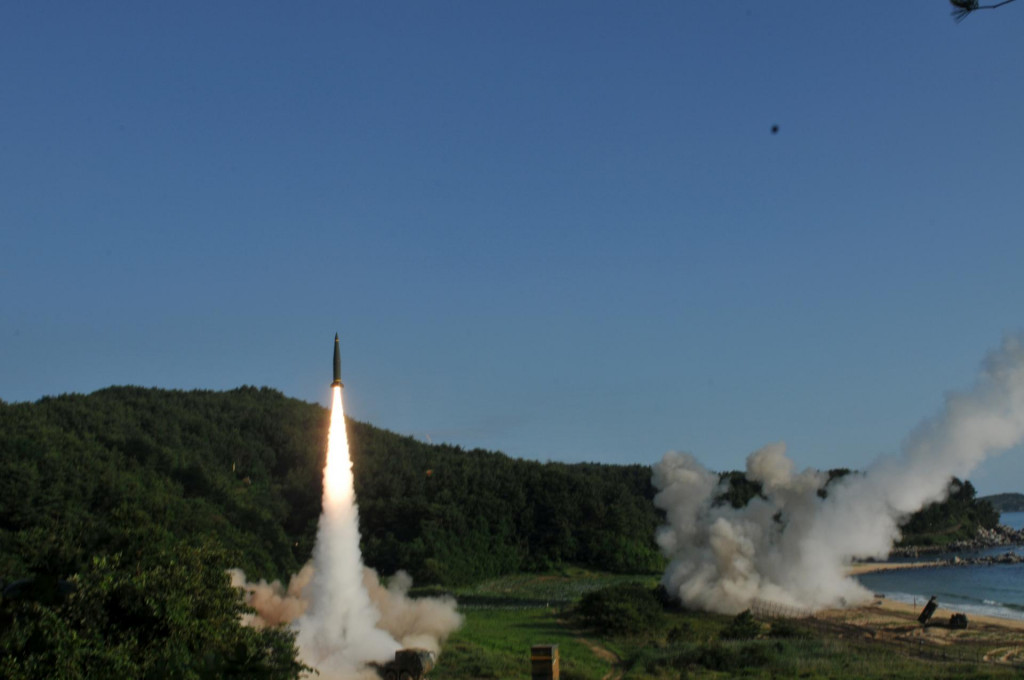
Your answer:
[981,492,1024,513]
[1,385,1002,591]
[0,386,663,587]
[2,386,1002,593]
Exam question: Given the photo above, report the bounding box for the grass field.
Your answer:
[425,570,645,680]
[420,571,1024,680]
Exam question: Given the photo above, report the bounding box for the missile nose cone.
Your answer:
[332,334,343,387]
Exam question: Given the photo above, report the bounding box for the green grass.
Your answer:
[429,608,610,680]
[453,569,660,606]
[424,571,1024,680]
[624,638,1012,679]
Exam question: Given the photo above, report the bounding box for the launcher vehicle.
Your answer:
[372,649,436,680]
[918,596,938,625]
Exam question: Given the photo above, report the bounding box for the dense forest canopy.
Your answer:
[1,386,1002,584]
[898,477,999,546]
[0,386,664,588]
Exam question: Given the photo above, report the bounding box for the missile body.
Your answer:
[332,333,343,387]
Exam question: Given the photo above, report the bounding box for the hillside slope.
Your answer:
[0,386,663,586]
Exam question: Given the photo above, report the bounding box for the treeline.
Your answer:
[898,478,999,546]
[0,386,663,589]
[352,421,662,584]
[0,386,328,678]
[1,386,1000,586]
[2,386,1000,586]
[0,386,326,583]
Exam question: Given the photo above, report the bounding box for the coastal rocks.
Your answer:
[852,550,1023,574]
[975,525,1024,546]
[948,551,1024,567]
[890,524,1024,558]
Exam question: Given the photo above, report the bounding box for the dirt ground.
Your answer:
[844,560,1024,631]
[821,598,1024,634]
[814,569,1024,665]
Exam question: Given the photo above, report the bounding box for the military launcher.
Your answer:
[918,595,938,625]
[372,649,436,680]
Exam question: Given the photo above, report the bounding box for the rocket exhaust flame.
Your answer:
[231,337,462,680]
[322,386,354,508]
[653,335,1024,615]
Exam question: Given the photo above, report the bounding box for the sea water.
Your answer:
[1001,511,1024,531]
[855,512,1024,621]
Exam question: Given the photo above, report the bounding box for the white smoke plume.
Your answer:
[229,564,314,629]
[368,570,464,653]
[231,385,462,679]
[229,566,462,670]
[654,335,1024,614]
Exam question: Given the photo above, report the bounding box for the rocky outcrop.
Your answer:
[889,524,1024,559]
[947,551,1024,567]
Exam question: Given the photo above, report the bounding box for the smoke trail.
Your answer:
[293,385,400,674]
[654,335,1024,614]
[233,385,462,679]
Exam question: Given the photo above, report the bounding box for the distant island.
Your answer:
[981,492,1024,513]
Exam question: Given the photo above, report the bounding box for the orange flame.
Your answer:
[322,385,353,508]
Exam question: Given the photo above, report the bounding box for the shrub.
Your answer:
[574,583,662,635]
[768,618,809,639]
[719,609,762,640]
[643,641,778,674]
[666,622,693,644]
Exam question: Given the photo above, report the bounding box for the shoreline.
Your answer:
[845,559,1024,627]
[837,525,1024,629]
[847,560,945,576]
[848,548,1024,576]
[889,525,1024,559]
[823,598,1024,632]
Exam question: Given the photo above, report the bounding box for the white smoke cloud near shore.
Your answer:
[654,335,1024,615]
[230,385,462,679]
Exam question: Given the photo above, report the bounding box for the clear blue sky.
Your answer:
[3,2,1023,494]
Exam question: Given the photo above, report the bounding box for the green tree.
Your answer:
[719,609,763,640]
[950,0,1019,22]
[575,584,663,636]
[1,541,308,680]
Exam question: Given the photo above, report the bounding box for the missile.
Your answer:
[332,333,344,388]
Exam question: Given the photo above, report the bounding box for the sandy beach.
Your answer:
[811,597,1024,666]
[866,597,1024,632]
[846,560,946,576]
[831,559,1024,653]
[845,560,1024,629]
[801,563,1024,665]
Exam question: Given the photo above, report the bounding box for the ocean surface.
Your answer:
[855,511,1024,621]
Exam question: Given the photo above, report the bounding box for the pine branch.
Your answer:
[950,0,1020,22]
